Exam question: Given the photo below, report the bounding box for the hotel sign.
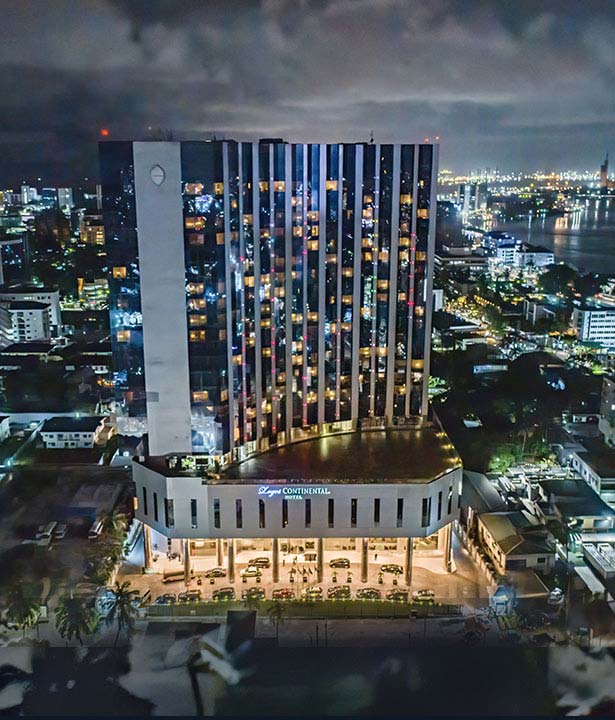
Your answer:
[258,485,331,500]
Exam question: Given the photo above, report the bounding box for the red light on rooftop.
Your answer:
[100,128,110,137]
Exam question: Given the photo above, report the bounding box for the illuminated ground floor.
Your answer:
[143,525,454,586]
[122,523,489,604]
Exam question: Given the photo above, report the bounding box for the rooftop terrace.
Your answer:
[138,428,462,485]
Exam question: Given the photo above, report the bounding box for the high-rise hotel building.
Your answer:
[101,139,438,459]
[101,139,461,584]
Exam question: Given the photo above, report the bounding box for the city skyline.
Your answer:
[0,0,613,183]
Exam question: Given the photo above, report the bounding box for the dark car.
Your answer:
[329,558,350,569]
[155,593,177,605]
[249,557,271,568]
[386,590,409,602]
[212,587,236,601]
[203,567,227,578]
[272,588,295,600]
[380,564,403,574]
[242,587,266,601]
[178,590,202,603]
[327,585,351,599]
[356,588,381,600]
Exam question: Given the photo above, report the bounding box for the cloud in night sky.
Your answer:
[0,0,613,183]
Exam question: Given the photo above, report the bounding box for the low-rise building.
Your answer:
[477,511,554,575]
[0,283,61,334]
[6,301,51,342]
[40,416,113,449]
[570,437,615,509]
[572,299,615,347]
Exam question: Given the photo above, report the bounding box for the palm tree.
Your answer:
[266,600,286,638]
[4,582,40,637]
[99,510,128,542]
[105,581,139,647]
[55,591,98,645]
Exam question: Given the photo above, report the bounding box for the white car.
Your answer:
[240,566,262,578]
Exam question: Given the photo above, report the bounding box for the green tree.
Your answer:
[105,581,140,647]
[4,582,40,637]
[266,600,286,638]
[99,510,128,542]
[55,591,98,645]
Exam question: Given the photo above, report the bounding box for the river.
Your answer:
[490,197,615,275]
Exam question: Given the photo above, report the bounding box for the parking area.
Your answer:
[119,532,489,608]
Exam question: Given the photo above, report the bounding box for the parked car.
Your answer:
[178,590,202,603]
[329,558,350,569]
[327,585,351,600]
[249,557,271,568]
[212,587,235,601]
[386,590,409,602]
[54,524,68,540]
[380,564,403,574]
[412,589,435,603]
[356,588,381,600]
[155,593,177,605]
[301,586,323,600]
[203,567,227,578]
[240,566,262,578]
[242,587,266,601]
[272,588,295,600]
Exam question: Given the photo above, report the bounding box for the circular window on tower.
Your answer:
[150,164,166,186]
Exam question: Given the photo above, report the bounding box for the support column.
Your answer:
[183,539,191,583]
[227,538,235,583]
[443,523,454,573]
[216,538,224,567]
[317,538,324,582]
[143,524,152,570]
[272,538,279,583]
[361,537,368,583]
[405,537,413,586]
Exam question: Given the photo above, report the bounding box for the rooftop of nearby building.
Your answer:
[0,282,58,294]
[41,416,105,433]
[541,477,615,519]
[576,437,615,479]
[461,470,507,514]
[478,511,552,556]
[7,300,50,310]
[0,341,56,355]
[138,428,462,484]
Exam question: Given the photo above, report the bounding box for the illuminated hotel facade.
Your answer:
[101,139,461,585]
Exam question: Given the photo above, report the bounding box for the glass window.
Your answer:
[153,492,158,522]
[142,487,148,516]
[448,485,453,515]
[305,499,311,528]
[258,500,265,528]
[259,499,266,529]
[191,499,198,529]
[374,498,380,525]
[396,498,404,527]
[213,498,220,529]
[421,497,431,528]
[282,499,288,527]
[328,498,334,528]
[351,498,357,528]
[236,499,243,529]
[437,491,442,521]
[164,498,174,528]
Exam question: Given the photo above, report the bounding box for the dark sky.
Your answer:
[1,0,613,184]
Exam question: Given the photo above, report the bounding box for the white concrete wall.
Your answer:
[133,142,192,455]
[133,460,462,540]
